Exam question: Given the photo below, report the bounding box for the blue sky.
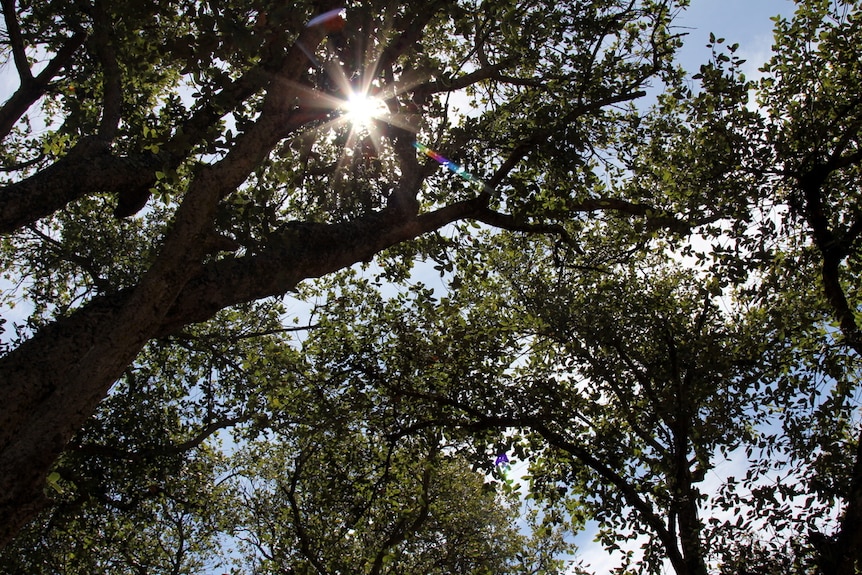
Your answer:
[676,0,794,75]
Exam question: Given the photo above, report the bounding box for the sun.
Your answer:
[342,91,388,130]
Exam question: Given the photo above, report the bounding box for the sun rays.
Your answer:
[286,9,431,164]
[341,91,388,131]
[263,6,450,216]
[318,59,425,159]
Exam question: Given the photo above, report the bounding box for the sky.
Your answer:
[676,0,794,76]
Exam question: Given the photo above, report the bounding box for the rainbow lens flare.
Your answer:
[413,141,488,191]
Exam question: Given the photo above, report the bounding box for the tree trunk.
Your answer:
[0,291,149,545]
[675,488,708,575]
[830,426,862,575]
[0,195,489,548]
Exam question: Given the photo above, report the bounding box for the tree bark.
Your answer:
[0,187,492,547]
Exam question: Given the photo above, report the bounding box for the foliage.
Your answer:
[0,0,689,551]
[0,291,575,574]
[2,0,862,574]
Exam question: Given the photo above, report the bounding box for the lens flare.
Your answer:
[413,141,490,192]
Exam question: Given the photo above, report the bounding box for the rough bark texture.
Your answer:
[0,196,484,546]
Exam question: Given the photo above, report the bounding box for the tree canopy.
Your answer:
[1,0,862,574]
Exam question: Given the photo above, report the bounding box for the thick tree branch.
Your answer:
[157,200,484,334]
[799,167,862,352]
[830,146,862,174]
[120,30,340,335]
[157,189,691,341]
[798,162,862,574]
[0,140,161,233]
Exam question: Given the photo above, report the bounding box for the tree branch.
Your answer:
[156,200,488,334]
[799,167,862,353]
[383,380,688,574]
[175,325,320,344]
[0,140,161,233]
[71,416,245,462]
[797,160,862,572]
[373,3,444,77]
[93,0,123,140]
[590,353,670,458]
[0,29,87,142]
[25,224,112,292]
[0,22,306,230]
[369,463,432,575]
[473,207,578,246]
[408,60,518,97]
[481,90,647,194]
[284,452,331,575]
[1,0,29,81]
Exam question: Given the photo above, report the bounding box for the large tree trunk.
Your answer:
[0,291,147,545]
[0,193,488,548]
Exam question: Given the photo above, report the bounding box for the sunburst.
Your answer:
[341,91,389,132]
[285,10,438,171]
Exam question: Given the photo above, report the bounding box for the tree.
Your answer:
[0,0,686,545]
[636,1,862,571]
[0,303,287,574]
[755,3,862,571]
[7,1,860,572]
[230,410,554,575]
[292,239,813,575]
[246,1,862,573]
[518,0,862,568]
[0,285,574,573]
